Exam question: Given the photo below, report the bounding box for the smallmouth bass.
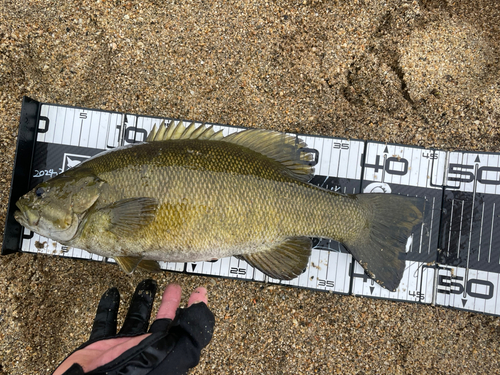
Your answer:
[15,121,424,291]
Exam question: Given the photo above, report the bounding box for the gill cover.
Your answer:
[69,174,104,213]
[15,170,104,243]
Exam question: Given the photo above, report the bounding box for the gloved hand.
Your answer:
[52,279,215,375]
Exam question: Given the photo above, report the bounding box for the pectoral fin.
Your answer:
[100,197,158,237]
[238,237,312,280]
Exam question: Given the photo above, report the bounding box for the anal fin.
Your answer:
[239,237,311,280]
[137,260,161,273]
[114,257,161,274]
[115,256,143,274]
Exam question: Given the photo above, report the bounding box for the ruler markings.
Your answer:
[86,109,95,147]
[105,113,114,149]
[495,272,500,314]
[464,162,479,294]
[447,200,455,257]
[63,107,70,145]
[479,202,485,262]
[428,196,435,255]
[15,103,500,315]
[84,109,92,147]
[38,105,47,143]
[47,105,56,144]
[93,111,101,149]
[321,138,330,177]
[47,105,56,143]
[99,111,109,148]
[492,203,496,264]
[78,109,85,147]
[416,147,423,188]
[457,200,464,259]
[61,108,70,145]
[67,107,76,146]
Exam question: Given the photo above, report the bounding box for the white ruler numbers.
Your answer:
[436,151,500,314]
[14,102,500,315]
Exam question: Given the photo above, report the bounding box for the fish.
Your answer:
[14,121,424,291]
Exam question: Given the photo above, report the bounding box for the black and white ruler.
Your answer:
[3,97,500,316]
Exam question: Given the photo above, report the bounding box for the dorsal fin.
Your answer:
[147,120,224,141]
[147,122,315,181]
[223,129,315,182]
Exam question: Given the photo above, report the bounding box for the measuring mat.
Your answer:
[3,97,500,316]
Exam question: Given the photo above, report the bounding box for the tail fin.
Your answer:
[344,194,424,292]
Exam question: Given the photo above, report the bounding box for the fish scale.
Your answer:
[81,140,354,249]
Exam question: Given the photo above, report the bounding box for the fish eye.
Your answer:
[35,187,45,197]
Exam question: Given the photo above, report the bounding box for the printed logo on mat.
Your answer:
[62,153,91,172]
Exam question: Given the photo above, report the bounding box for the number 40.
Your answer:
[362,154,409,176]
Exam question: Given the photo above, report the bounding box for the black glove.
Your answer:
[55,279,215,375]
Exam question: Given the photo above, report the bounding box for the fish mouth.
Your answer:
[14,201,40,228]
[14,209,29,227]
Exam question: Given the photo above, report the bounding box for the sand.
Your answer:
[1,0,499,374]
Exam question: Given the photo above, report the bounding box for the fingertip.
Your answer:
[155,283,182,320]
[187,286,208,307]
[164,283,182,295]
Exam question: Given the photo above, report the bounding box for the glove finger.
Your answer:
[119,279,157,335]
[89,286,120,342]
[176,302,215,348]
[149,302,215,344]
[187,287,208,307]
[147,303,215,375]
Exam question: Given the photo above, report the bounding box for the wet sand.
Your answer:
[1,1,499,374]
